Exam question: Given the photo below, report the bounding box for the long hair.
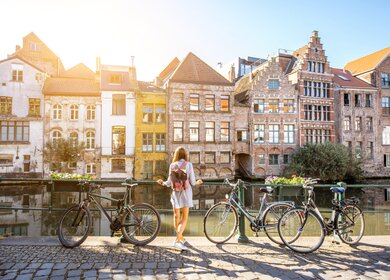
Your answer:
[172,146,188,163]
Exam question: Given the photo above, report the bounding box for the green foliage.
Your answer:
[44,139,85,173]
[283,142,363,183]
[265,175,306,185]
[49,172,93,180]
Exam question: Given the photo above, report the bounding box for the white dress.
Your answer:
[164,159,196,209]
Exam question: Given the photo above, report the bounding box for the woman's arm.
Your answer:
[157,163,172,187]
[187,162,197,187]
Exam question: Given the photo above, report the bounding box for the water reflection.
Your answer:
[0,182,389,237]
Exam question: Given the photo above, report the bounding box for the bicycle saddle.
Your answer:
[330,186,345,193]
[259,187,273,194]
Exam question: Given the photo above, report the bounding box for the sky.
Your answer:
[1,0,389,81]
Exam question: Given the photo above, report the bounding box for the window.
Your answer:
[254,99,265,113]
[382,73,390,87]
[52,104,62,120]
[305,129,313,143]
[221,95,230,112]
[86,163,96,174]
[385,188,390,201]
[258,154,265,164]
[304,81,312,96]
[385,155,390,167]
[383,97,390,115]
[343,117,351,131]
[254,124,265,143]
[189,152,200,164]
[0,97,12,115]
[143,161,153,179]
[366,94,372,108]
[220,122,230,142]
[269,154,279,165]
[237,130,247,142]
[155,133,165,152]
[283,99,294,113]
[268,79,280,90]
[344,93,350,106]
[220,152,230,164]
[155,107,165,123]
[173,121,183,142]
[383,126,390,145]
[367,142,374,159]
[283,125,294,144]
[112,126,125,154]
[142,133,153,152]
[29,42,40,51]
[86,105,95,120]
[205,95,215,111]
[86,131,95,149]
[205,122,215,142]
[26,98,40,116]
[304,81,330,98]
[355,141,362,159]
[112,159,125,172]
[51,130,62,145]
[0,154,13,166]
[355,117,362,131]
[283,154,290,164]
[70,105,79,120]
[112,94,126,115]
[69,132,78,147]
[110,74,121,84]
[269,99,279,113]
[205,152,215,164]
[366,117,373,132]
[323,106,331,121]
[12,64,23,82]
[143,105,153,123]
[0,121,29,142]
[355,94,361,107]
[269,124,279,144]
[308,61,325,73]
[189,122,199,142]
[190,94,199,111]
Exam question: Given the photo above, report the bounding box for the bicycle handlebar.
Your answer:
[224,178,247,190]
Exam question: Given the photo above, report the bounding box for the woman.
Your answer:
[157,147,203,250]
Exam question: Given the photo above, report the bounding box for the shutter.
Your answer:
[385,188,388,202]
[385,155,387,167]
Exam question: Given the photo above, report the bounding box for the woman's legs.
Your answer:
[177,207,189,242]
[173,208,181,234]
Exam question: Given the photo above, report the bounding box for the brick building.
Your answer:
[166,52,235,179]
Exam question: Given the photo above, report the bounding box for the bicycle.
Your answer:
[278,178,365,253]
[57,179,161,248]
[203,178,294,244]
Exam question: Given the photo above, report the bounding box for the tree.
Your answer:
[44,139,85,173]
[283,142,363,182]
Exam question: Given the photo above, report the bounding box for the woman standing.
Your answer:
[157,147,203,250]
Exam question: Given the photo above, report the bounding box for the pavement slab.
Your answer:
[0,236,389,279]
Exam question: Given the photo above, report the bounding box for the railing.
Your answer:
[0,177,390,240]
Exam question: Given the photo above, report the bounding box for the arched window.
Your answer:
[70,104,79,120]
[86,131,95,149]
[52,104,62,120]
[86,105,96,120]
[52,130,62,145]
[69,131,78,147]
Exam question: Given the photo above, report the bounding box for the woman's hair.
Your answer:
[172,146,188,162]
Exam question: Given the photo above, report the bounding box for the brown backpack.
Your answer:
[170,161,187,191]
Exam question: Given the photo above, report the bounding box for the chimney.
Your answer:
[96,56,101,72]
[310,30,319,43]
[15,45,21,52]
[131,56,135,67]
[228,64,236,82]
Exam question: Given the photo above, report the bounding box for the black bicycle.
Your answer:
[57,180,161,248]
[278,179,365,253]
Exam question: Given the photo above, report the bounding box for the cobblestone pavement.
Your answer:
[0,236,389,280]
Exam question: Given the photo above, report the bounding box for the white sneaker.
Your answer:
[173,241,188,251]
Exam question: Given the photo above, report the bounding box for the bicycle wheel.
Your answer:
[336,204,364,245]
[57,205,91,248]
[121,203,161,246]
[262,203,292,245]
[203,202,238,244]
[278,207,326,253]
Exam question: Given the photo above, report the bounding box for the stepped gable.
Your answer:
[170,52,232,86]
[344,47,390,75]
[331,68,375,89]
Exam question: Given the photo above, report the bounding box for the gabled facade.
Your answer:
[99,63,137,179]
[166,52,235,179]
[134,82,167,180]
[43,63,101,177]
[0,56,47,177]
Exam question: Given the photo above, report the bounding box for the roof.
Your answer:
[43,77,100,96]
[138,81,165,93]
[170,52,232,86]
[331,68,375,89]
[344,47,390,75]
[158,57,180,81]
[0,55,46,73]
[63,63,95,79]
[100,64,138,91]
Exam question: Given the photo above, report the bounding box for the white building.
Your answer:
[99,63,138,178]
[0,56,46,177]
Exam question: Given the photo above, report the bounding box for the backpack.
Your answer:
[170,161,188,191]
